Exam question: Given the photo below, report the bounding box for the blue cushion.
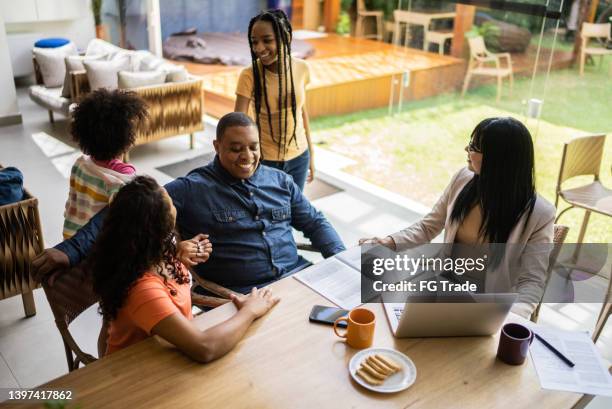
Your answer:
[34,38,70,48]
[0,167,24,206]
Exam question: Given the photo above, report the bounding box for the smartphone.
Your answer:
[309,305,349,328]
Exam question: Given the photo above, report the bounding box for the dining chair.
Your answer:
[579,23,612,76]
[530,225,570,323]
[355,0,383,41]
[461,36,513,103]
[43,265,99,371]
[592,275,611,343]
[554,134,611,244]
[0,177,44,318]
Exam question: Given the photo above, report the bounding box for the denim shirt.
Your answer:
[56,156,345,291]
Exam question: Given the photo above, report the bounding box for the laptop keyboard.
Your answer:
[394,307,404,321]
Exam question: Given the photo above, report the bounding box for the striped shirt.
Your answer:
[63,156,135,239]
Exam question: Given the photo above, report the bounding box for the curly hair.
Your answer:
[71,89,148,161]
[89,175,189,321]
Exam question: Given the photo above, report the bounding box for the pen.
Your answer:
[534,333,575,368]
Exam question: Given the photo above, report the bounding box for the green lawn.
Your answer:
[311,60,612,243]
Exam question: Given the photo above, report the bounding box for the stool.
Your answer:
[425,30,454,55]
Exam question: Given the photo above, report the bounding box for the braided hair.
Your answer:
[247,9,298,159]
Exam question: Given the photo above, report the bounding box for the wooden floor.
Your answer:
[177,35,574,119]
[178,35,465,119]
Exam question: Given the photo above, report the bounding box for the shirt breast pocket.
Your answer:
[271,206,291,223]
[213,209,249,223]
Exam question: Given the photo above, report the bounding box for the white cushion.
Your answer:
[83,54,131,90]
[29,85,72,115]
[85,39,122,59]
[118,70,166,89]
[61,54,106,97]
[158,64,188,82]
[33,42,78,88]
[135,50,166,71]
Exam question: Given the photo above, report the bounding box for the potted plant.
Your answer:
[336,11,351,36]
[92,0,108,40]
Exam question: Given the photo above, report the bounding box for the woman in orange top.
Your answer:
[89,175,279,361]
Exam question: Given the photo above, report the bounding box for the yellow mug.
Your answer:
[333,308,376,349]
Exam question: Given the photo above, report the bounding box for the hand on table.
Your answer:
[177,234,212,267]
[230,287,280,319]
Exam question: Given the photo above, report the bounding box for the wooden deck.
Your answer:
[178,35,465,119]
[177,35,574,119]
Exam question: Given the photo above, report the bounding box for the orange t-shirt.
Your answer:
[106,268,193,355]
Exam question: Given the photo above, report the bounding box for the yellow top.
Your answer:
[236,58,310,161]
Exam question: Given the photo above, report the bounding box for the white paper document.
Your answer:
[293,256,362,310]
[528,325,612,397]
[335,246,362,271]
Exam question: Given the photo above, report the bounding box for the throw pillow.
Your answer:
[83,54,131,90]
[118,70,166,89]
[62,54,106,97]
[159,64,188,82]
[135,50,165,72]
[33,42,78,88]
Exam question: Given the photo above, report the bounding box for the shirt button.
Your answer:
[228,216,234,221]
[262,231,266,236]
[255,215,259,220]
[272,267,277,274]
[249,192,254,197]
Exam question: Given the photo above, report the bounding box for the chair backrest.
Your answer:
[0,190,43,300]
[43,265,99,371]
[530,224,570,323]
[556,134,606,189]
[467,36,488,58]
[581,22,612,40]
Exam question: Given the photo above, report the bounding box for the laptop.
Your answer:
[384,292,518,338]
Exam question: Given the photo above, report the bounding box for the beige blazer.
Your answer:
[390,167,556,317]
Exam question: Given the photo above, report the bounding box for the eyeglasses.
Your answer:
[467,140,482,153]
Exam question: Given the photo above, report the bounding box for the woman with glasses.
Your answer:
[360,117,555,317]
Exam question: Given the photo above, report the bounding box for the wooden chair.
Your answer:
[43,265,99,371]
[530,225,570,323]
[579,23,612,76]
[592,274,611,343]
[554,134,611,244]
[461,36,513,103]
[355,0,383,41]
[0,168,44,318]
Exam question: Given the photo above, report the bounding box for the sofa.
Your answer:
[29,39,204,155]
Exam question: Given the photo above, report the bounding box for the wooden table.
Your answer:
[393,10,457,50]
[1,274,582,408]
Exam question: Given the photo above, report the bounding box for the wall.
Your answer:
[0,13,21,125]
[6,16,96,51]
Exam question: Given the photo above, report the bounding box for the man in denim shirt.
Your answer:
[33,112,345,292]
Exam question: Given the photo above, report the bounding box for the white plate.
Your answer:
[349,347,417,393]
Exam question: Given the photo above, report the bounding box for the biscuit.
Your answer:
[360,362,386,380]
[356,368,383,385]
[375,354,402,372]
[370,355,396,374]
[366,356,394,376]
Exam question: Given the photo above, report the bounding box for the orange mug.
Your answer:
[333,308,376,349]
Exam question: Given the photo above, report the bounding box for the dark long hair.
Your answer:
[451,117,536,248]
[89,176,188,321]
[247,9,298,158]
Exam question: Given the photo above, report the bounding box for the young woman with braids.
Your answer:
[235,9,314,191]
[360,118,555,318]
[89,175,279,361]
